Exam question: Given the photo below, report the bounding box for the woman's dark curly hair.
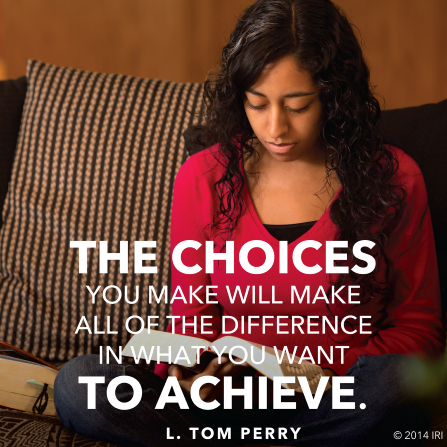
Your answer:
[197,0,409,307]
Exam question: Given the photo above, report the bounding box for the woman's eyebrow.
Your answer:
[247,89,316,98]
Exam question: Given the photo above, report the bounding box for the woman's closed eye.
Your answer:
[246,101,310,114]
[288,104,310,114]
[246,101,266,110]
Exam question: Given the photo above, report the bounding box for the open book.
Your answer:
[123,330,330,394]
[0,341,59,415]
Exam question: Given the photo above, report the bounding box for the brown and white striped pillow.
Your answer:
[0,59,204,362]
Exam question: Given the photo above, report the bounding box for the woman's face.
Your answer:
[244,54,325,163]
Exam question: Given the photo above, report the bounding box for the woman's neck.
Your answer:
[244,139,336,188]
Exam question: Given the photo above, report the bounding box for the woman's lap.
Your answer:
[284,354,431,446]
[54,354,431,447]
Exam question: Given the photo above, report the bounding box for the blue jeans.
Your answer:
[54,354,432,447]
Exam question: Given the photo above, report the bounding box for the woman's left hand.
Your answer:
[168,356,249,402]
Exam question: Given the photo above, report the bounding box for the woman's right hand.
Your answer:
[167,357,248,403]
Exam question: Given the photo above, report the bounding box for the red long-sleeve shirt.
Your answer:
[155,145,444,379]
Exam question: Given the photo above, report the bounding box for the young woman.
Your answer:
[54,1,444,446]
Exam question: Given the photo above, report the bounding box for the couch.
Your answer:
[0,60,445,447]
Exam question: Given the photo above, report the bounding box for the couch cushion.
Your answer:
[0,77,27,227]
[379,101,447,326]
[0,60,204,362]
[0,408,117,447]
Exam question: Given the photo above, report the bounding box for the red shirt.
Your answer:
[155,145,444,379]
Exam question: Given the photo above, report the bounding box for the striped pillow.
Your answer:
[0,60,204,362]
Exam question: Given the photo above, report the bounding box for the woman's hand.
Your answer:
[168,356,248,402]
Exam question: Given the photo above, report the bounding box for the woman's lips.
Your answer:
[266,142,296,153]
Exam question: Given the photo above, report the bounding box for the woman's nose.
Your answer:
[267,107,289,139]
